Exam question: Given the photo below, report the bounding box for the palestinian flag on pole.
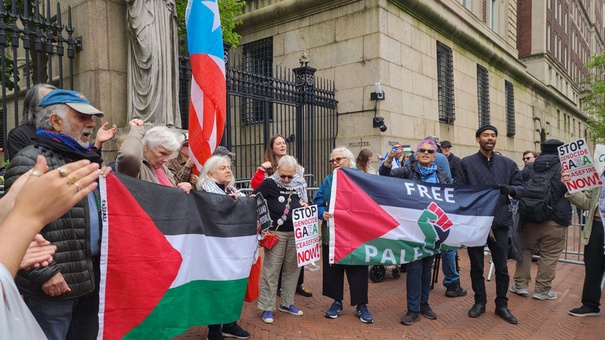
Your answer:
[97,173,257,339]
[329,168,500,265]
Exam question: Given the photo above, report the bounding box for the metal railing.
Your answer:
[0,0,79,155]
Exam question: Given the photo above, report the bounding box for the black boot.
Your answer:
[445,280,467,297]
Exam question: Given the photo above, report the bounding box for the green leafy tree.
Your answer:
[583,53,605,140]
[175,0,245,51]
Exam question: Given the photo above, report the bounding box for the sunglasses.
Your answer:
[329,157,346,164]
[279,174,294,180]
[418,148,435,154]
[523,157,533,161]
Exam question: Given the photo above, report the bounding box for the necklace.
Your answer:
[276,190,293,226]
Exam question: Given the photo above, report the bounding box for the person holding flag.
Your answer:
[316,147,374,324]
[380,139,447,325]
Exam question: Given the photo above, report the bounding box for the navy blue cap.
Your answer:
[38,89,103,116]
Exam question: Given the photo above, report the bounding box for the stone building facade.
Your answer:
[235,0,604,167]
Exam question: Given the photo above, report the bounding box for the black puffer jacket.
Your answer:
[380,158,451,184]
[5,143,97,299]
[521,153,571,227]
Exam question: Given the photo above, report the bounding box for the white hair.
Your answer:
[331,147,356,168]
[142,127,181,152]
[197,155,234,188]
[36,104,69,131]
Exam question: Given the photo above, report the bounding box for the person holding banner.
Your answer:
[196,155,251,340]
[253,155,308,324]
[380,138,447,325]
[459,125,524,325]
[561,171,605,317]
[315,147,374,324]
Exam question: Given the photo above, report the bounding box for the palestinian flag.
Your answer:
[329,168,500,265]
[97,173,257,339]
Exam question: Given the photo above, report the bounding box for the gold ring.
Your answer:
[29,170,43,177]
[73,182,81,192]
[67,176,79,185]
[57,167,68,177]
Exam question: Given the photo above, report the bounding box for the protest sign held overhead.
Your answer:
[559,138,602,193]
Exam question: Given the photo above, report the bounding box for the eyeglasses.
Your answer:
[329,157,346,164]
[418,148,435,154]
[523,157,533,161]
[279,174,294,180]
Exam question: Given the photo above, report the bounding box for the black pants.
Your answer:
[467,227,509,308]
[321,244,368,306]
[581,220,605,310]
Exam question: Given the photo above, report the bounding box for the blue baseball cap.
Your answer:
[38,89,103,116]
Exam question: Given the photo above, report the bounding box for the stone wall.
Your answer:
[236,0,588,169]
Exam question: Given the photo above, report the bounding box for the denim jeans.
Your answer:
[406,255,435,312]
[25,290,99,340]
[24,258,99,340]
[441,249,460,286]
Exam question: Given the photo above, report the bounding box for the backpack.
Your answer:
[518,163,560,223]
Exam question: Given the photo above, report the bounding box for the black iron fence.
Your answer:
[179,45,339,183]
[0,0,79,157]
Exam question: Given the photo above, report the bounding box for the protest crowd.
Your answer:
[1,85,604,340]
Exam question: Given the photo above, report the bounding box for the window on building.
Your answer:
[547,24,551,51]
[241,37,273,124]
[477,64,490,127]
[505,81,515,137]
[488,0,499,32]
[458,0,471,9]
[437,41,456,124]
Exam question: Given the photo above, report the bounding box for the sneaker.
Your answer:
[279,304,304,316]
[420,304,437,320]
[356,304,373,323]
[400,311,420,325]
[533,291,557,300]
[509,284,529,297]
[296,285,313,297]
[325,300,344,319]
[207,332,225,340]
[221,322,251,339]
[445,280,467,297]
[261,311,274,324]
[569,305,600,317]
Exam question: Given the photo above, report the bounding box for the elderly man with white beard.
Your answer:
[4,89,113,340]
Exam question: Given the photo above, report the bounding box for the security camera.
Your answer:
[373,117,387,132]
[370,82,385,100]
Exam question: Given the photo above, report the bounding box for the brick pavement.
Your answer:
[176,254,605,340]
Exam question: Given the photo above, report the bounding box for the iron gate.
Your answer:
[180,45,339,184]
[0,0,79,157]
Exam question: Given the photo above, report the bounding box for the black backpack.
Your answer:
[518,163,560,223]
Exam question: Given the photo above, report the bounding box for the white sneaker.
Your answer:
[533,291,557,300]
[509,284,529,297]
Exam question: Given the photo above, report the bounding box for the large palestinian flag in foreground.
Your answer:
[329,168,500,265]
[97,173,257,339]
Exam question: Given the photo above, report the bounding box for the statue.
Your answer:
[126,0,181,127]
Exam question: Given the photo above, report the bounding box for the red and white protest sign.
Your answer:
[559,138,602,194]
[293,205,321,267]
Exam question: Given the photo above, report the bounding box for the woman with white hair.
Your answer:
[117,118,192,193]
[252,155,308,324]
[196,155,251,340]
[315,147,374,324]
